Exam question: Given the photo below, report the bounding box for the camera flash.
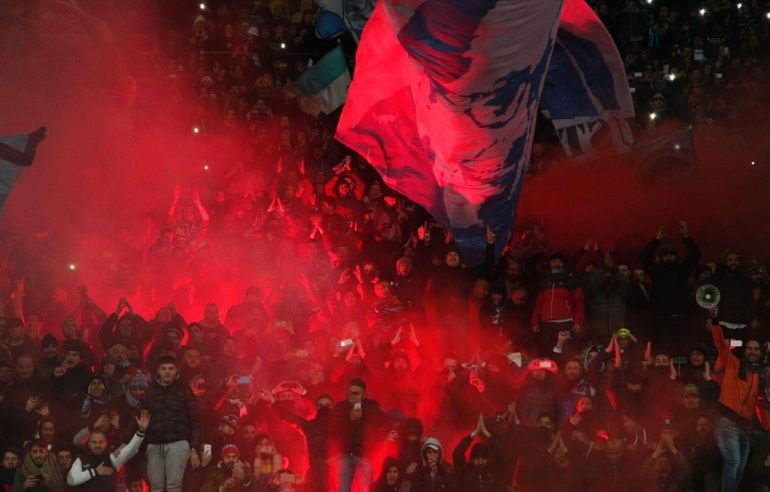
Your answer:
[193,126,200,134]
[68,264,76,271]
[203,165,210,171]
[699,8,706,16]
[199,3,206,10]
[649,112,657,121]
[280,42,287,49]
[668,73,676,81]
[674,144,681,151]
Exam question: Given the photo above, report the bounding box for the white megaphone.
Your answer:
[695,284,721,309]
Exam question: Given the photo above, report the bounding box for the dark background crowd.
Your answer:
[1,0,770,491]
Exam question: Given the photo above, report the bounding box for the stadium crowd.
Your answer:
[1,0,770,491]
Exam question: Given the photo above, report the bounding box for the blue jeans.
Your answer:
[714,416,750,492]
[336,453,372,492]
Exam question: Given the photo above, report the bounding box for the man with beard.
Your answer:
[66,410,150,490]
[712,250,755,339]
[640,221,700,351]
[530,253,585,356]
[200,444,256,492]
[452,416,503,491]
[409,437,457,492]
[12,440,66,492]
[709,318,763,491]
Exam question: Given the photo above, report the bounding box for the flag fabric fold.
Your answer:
[0,135,28,214]
[290,45,351,117]
[336,0,565,264]
[541,0,635,160]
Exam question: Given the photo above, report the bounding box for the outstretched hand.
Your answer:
[135,410,151,432]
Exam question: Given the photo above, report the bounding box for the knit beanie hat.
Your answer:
[128,370,150,389]
[220,443,240,460]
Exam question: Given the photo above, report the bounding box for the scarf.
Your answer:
[125,390,141,409]
[80,391,111,420]
[18,454,66,491]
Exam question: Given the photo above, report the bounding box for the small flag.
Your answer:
[289,46,351,116]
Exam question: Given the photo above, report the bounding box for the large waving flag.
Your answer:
[541,0,635,160]
[336,0,633,263]
[0,135,30,214]
[337,0,564,264]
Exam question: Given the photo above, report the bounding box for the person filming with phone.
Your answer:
[330,378,386,492]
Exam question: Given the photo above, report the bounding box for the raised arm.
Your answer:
[111,410,149,469]
[168,185,181,222]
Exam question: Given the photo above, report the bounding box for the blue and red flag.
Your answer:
[336,0,633,264]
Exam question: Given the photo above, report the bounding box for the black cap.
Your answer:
[62,339,82,355]
[41,333,58,348]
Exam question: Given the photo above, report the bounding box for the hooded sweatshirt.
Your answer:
[410,438,457,492]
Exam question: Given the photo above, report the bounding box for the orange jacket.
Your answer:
[712,324,759,420]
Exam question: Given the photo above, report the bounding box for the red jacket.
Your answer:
[531,274,586,327]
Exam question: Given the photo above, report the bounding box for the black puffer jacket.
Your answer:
[141,377,201,447]
[712,267,753,325]
[640,236,701,315]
